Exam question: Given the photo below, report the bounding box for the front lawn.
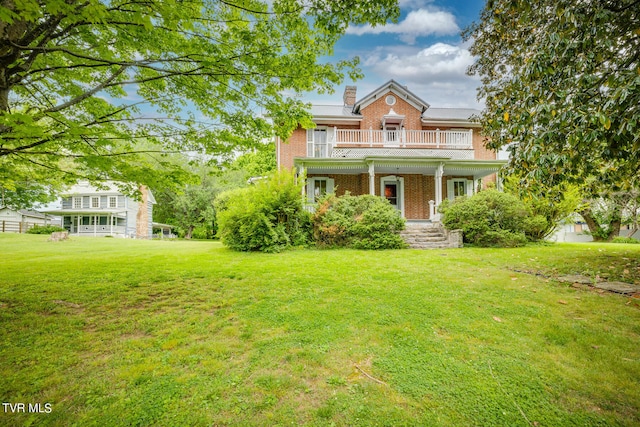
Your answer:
[1,234,639,426]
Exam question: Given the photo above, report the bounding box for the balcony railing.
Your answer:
[335,128,473,148]
[307,128,473,158]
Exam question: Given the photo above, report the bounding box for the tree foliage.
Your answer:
[502,175,581,240]
[216,168,310,252]
[0,0,398,195]
[465,0,639,190]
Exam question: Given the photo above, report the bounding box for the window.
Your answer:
[385,95,397,105]
[384,125,399,142]
[307,177,334,203]
[91,196,100,208]
[453,180,466,197]
[447,179,472,200]
[109,196,117,208]
[99,216,108,226]
[73,197,82,209]
[306,127,331,158]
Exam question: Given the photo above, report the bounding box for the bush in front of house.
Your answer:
[26,225,66,234]
[313,193,407,249]
[439,189,534,247]
[216,169,311,252]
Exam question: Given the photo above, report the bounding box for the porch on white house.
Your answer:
[60,212,128,237]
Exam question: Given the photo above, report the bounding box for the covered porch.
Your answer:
[296,156,505,220]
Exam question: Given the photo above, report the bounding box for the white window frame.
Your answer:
[447,178,473,200]
[73,196,82,209]
[380,176,404,217]
[91,196,100,208]
[109,196,117,208]
[306,177,334,204]
[306,127,333,158]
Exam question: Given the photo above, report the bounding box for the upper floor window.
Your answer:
[73,197,82,209]
[91,196,100,208]
[306,127,331,158]
[109,196,117,208]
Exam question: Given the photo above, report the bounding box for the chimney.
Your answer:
[343,86,357,108]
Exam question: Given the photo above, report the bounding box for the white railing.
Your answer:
[333,128,472,148]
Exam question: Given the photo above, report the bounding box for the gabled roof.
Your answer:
[0,206,48,219]
[353,80,430,114]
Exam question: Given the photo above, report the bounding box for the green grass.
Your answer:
[1,234,639,426]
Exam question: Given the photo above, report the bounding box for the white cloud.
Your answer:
[363,43,482,107]
[346,8,459,44]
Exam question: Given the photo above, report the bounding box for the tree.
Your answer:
[0,0,398,197]
[153,160,246,239]
[464,0,639,190]
[502,175,581,241]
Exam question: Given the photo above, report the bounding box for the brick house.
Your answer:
[276,80,505,221]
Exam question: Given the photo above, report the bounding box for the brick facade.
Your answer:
[279,81,503,220]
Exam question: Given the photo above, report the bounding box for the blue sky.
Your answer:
[310,0,486,109]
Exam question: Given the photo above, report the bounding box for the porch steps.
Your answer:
[400,223,462,249]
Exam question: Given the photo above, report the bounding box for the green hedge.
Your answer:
[440,190,535,247]
[313,193,406,250]
[216,169,311,252]
[26,225,66,234]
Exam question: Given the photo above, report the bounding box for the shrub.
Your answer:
[313,193,406,249]
[440,190,530,247]
[26,225,66,234]
[216,169,311,252]
[611,236,639,244]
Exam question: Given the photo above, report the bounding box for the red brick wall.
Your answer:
[278,130,307,169]
[309,173,440,220]
[359,92,423,130]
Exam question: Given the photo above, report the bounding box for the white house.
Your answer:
[41,181,156,238]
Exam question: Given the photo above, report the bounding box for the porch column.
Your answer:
[435,163,444,206]
[109,214,113,236]
[433,163,444,222]
[94,215,97,237]
[298,165,307,200]
[368,162,375,195]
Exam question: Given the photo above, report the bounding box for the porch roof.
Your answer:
[295,156,505,179]
[40,208,127,216]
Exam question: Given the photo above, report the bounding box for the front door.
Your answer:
[381,176,404,217]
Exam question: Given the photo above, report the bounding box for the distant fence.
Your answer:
[1,221,38,233]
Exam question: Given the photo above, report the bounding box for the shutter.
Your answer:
[306,179,314,204]
[466,179,474,196]
[447,180,454,200]
[306,129,314,157]
[327,178,335,194]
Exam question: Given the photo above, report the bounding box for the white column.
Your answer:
[433,163,444,221]
[368,162,375,195]
[94,215,97,236]
[77,215,80,235]
[298,165,307,200]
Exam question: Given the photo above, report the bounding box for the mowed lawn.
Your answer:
[1,234,639,426]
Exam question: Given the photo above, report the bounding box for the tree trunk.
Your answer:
[579,207,621,241]
[185,225,195,239]
[579,209,606,241]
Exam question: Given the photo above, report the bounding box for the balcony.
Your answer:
[307,128,474,159]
